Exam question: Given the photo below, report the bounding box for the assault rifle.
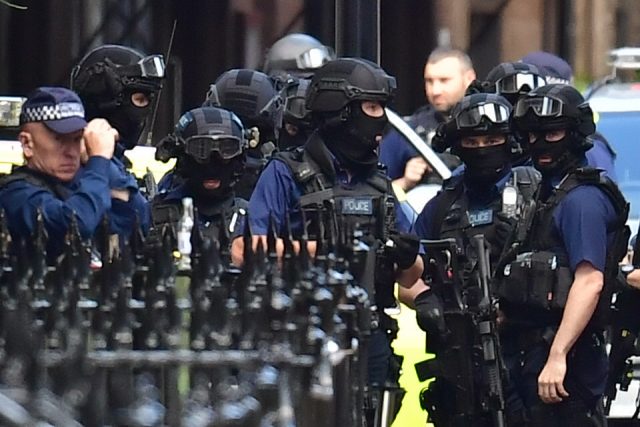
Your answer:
[415,236,506,427]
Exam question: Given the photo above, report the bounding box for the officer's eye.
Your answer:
[545,130,566,142]
[528,132,539,143]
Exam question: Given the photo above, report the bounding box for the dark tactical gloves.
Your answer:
[386,230,421,270]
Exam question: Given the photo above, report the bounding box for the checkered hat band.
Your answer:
[21,102,85,122]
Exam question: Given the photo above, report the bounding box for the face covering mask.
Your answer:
[458,143,511,184]
[183,157,244,203]
[529,135,577,177]
[324,104,387,171]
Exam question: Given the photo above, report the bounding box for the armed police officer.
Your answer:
[484,62,547,167]
[262,33,335,81]
[248,57,423,425]
[70,44,165,233]
[203,69,281,200]
[405,93,540,426]
[498,84,629,425]
[0,87,119,260]
[153,106,248,266]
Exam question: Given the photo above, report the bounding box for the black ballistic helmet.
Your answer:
[71,44,164,108]
[306,58,396,114]
[203,69,282,141]
[263,33,335,78]
[485,62,546,101]
[512,84,595,152]
[70,44,165,148]
[156,107,246,163]
[433,93,512,153]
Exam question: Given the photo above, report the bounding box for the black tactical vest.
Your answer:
[151,194,248,243]
[499,167,629,327]
[428,166,540,269]
[275,133,397,309]
[0,166,71,200]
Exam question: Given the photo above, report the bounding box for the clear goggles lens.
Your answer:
[138,55,166,78]
[514,96,565,118]
[456,103,510,128]
[496,73,546,93]
[184,135,243,162]
[297,47,334,69]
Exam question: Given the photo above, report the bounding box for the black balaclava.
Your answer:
[457,138,512,187]
[97,92,154,149]
[528,130,583,178]
[323,102,387,171]
[181,155,244,206]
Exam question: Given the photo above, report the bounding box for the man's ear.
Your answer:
[464,68,477,86]
[18,130,34,160]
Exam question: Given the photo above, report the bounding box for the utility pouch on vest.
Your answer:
[501,251,572,311]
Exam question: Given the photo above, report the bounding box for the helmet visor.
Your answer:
[496,73,546,93]
[297,46,334,70]
[184,135,244,162]
[456,102,510,128]
[120,55,166,79]
[513,96,566,118]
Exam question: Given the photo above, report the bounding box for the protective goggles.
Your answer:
[513,96,572,119]
[455,102,510,128]
[495,73,546,94]
[184,135,245,162]
[119,55,166,79]
[296,46,335,69]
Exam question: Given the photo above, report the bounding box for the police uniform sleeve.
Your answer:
[3,156,112,241]
[248,160,298,235]
[105,158,151,236]
[554,185,618,272]
[379,130,418,180]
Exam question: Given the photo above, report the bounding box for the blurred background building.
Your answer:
[0,0,638,139]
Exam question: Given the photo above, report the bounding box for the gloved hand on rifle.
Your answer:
[414,289,449,351]
[385,230,421,270]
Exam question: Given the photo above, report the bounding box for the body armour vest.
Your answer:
[151,194,248,246]
[275,133,397,309]
[0,166,71,200]
[428,166,540,271]
[498,167,629,328]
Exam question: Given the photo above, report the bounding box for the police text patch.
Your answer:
[467,209,493,227]
[341,197,374,215]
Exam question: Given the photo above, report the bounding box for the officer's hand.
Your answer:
[627,268,640,289]
[538,353,569,404]
[397,157,430,191]
[488,212,517,251]
[386,230,420,270]
[84,118,118,159]
[413,289,447,336]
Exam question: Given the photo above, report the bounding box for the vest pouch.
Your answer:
[550,265,572,310]
[527,251,557,310]
[498,255,531,305]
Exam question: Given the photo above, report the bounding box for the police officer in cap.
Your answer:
[0,87,118,260]
[498,84,629,425]
[249,57,423,423]
[404,93,540,425]
[154,106,248,266]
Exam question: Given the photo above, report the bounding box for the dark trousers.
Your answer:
[502,329,608,426]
